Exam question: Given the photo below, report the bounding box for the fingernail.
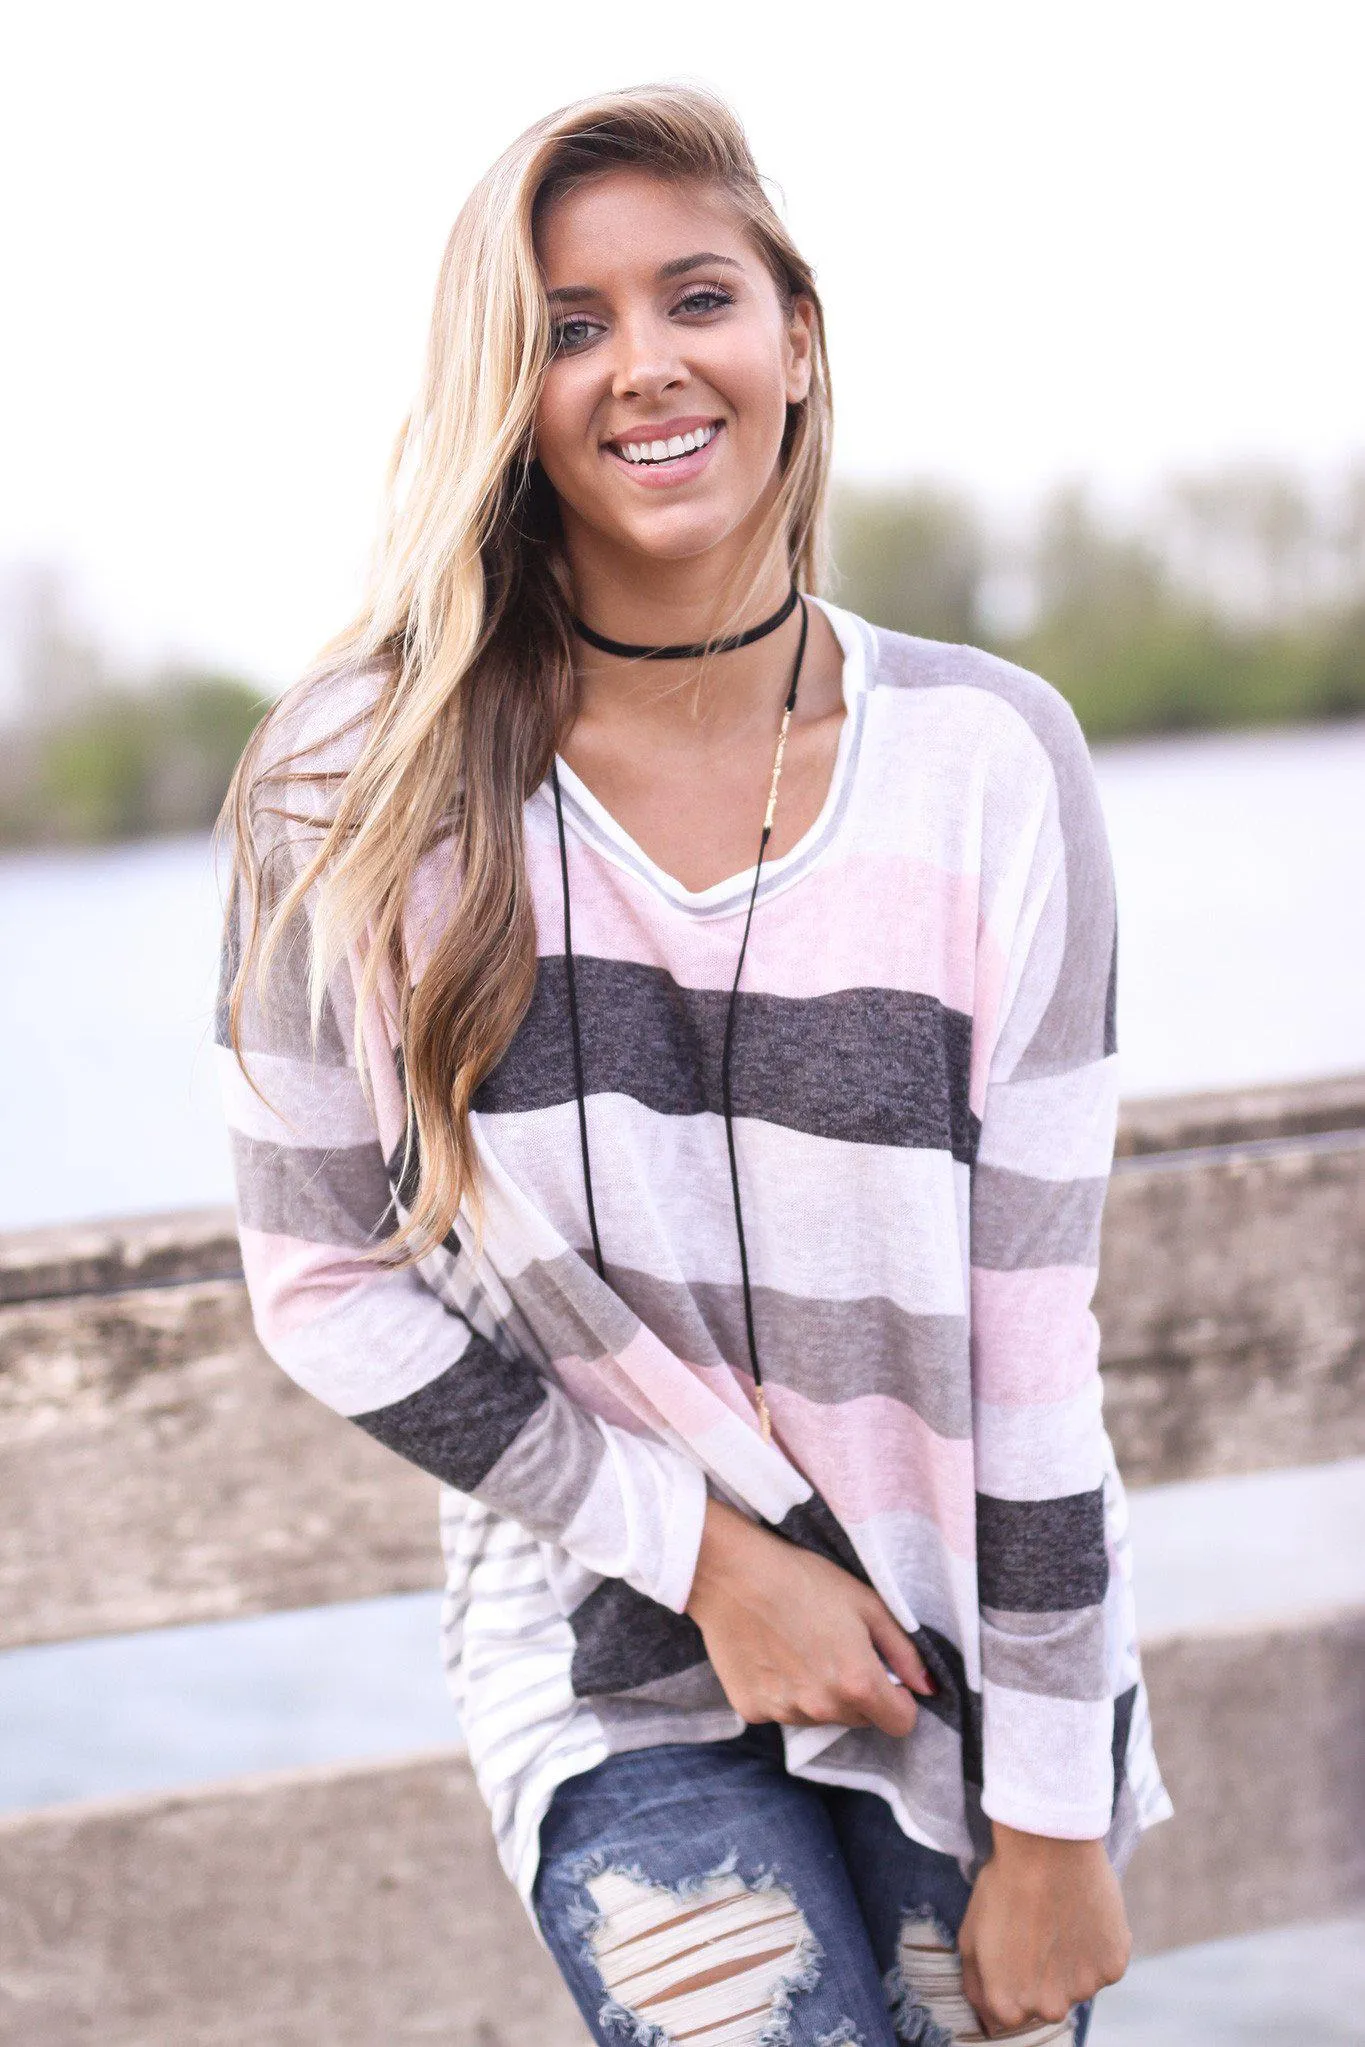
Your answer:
[919,1672,939,1696]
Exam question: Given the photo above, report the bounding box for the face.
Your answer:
[531,168,815,571]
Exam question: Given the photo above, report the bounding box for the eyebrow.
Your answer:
[545,252,742,307]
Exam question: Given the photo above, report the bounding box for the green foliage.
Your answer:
[0,672,267,847]
[829,483,984,643]
[829,470,1365,741]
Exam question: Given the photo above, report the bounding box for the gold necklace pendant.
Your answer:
[754,1384,773,1443]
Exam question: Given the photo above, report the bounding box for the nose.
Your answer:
[610,308,687,404]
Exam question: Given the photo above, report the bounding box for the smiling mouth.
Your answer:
[604,420,723,469]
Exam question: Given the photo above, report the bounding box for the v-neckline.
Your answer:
[544,595,872,922]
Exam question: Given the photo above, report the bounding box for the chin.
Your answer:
[609,494,764,565]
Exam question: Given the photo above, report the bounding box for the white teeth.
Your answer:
[614,423,719,464]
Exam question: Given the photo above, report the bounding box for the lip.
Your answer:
[602,418,725,490]
[602,414,720,450]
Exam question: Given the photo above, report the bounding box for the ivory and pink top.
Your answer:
[215,593,1173,1920]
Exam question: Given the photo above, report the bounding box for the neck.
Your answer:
[565,534,801,735]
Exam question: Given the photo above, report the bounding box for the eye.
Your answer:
[551,315,602,355]
[673,284,735,317]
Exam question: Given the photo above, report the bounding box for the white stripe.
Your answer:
[479,1099,968,1315]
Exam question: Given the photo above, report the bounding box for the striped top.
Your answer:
[215,594,1173,1920]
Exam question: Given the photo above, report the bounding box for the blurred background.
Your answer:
[2,4,1362,2041]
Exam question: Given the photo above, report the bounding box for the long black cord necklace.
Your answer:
[551,587,811,1443]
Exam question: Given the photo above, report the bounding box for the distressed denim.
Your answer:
[534,1723,1096,2047]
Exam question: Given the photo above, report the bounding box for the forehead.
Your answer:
[534,167,754,282]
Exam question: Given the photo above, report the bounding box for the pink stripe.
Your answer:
[551,1352,656,1435]
[552,1332,761,1440]
[238,1225,387,1345]
[761,1385,977,1557]
[970,1266,1100,1405]
[527,826,982,1012]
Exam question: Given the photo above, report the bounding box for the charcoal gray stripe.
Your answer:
[970,1164,1108,1269]
[230,1130,395,1245]
[351,1332,548,1493]
[975,1488,1109,1613]
[1111,1683,1138,1816]
[568,1578,707,1697]
[872,630,1118,1068]
[979,1604,1109,1700]
[473,957,978,1160]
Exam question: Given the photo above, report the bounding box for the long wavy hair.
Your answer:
[218,82,835,1261]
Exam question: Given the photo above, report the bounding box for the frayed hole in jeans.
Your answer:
[894,1910,1077,2046]
[583,1864,823,2047]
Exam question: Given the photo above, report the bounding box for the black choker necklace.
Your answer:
[571,580,799,661]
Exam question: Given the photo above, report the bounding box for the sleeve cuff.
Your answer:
[980,1785,1114,1841]
[650,1453,709,1615]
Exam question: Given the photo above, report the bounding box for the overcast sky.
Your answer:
[4,0,1363,688]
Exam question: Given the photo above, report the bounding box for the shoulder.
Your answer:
[859,618,1096,799]
[255,650,394,791]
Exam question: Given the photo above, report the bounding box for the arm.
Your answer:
[959,688,1131,2028]
[214,812,706,1616]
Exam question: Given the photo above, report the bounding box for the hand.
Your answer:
[683,1496,936,1738]
[958,1824,1132,2037]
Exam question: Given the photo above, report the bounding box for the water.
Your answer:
[1,716,1362,1234]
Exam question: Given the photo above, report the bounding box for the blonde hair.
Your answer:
[219,82,834,1260]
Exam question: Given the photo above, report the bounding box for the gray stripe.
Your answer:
[505,1256,973,1438]
[970,1165,1108,1269]
[592,1659,733,1714]
[508,1248,642,1366]
[979,1604,1110,1701]
[229,1130,395,1246]
[216,886,349,1065]
[800,1707,978,1854]
[594,1703,744,1751]
[619,1271,973,1436]
[469,1381,608,1542]
[871,630,1118,1069]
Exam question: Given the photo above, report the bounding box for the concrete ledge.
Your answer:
[1126,1607,1365,1953]
[0,1749,589,2047]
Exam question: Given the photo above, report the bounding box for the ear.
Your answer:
[784,294,816,406]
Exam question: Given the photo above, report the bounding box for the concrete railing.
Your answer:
[1,1072,1362,2044]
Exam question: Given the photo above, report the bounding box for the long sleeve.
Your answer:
[968,684,1122,1839]
[213,792,707,1618]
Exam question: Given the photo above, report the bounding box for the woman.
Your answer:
[217,84,1171,2047]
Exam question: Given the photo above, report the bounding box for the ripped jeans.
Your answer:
[533,1723,1095,2047]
